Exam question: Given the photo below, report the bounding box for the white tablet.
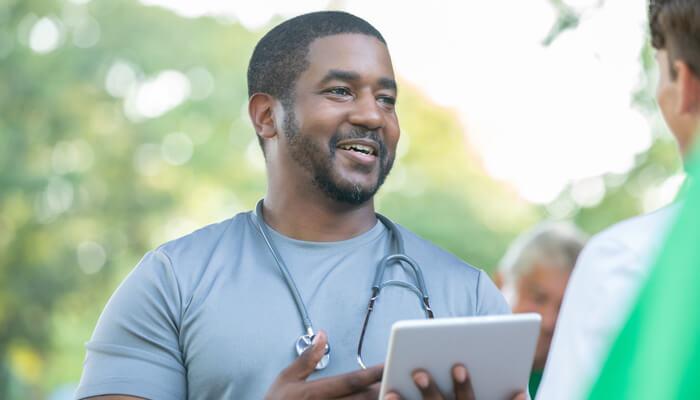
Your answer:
[379,313,541,400]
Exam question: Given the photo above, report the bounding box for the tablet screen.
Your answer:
[379,313,541,399]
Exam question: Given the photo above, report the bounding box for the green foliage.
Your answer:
[542,0,582,46]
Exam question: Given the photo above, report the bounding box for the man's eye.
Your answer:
[378,96,396,106]
[327,87,351,96]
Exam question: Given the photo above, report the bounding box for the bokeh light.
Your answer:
[77,241,106,274]
[124,70,191,121]
[29,17,62,53]
[161,132,194,166]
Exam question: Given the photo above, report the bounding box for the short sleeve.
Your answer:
[75,249,186,400]
[475,269,512,315]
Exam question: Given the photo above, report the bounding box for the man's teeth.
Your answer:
[339,144,375,155]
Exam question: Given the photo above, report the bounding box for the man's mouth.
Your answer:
[335,138,380,158]
[338,144,376,156]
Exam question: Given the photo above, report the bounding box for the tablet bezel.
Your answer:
[378,313,541,399]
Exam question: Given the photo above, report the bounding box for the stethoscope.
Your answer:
[252,199,434,370]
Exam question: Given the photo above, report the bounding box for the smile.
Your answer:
[338,144,376,156]
[335,138,380,158]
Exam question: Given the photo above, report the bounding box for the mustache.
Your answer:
[329,128,387,159]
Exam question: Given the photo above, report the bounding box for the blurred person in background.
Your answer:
[494,222,587,399]
[536,1,700,399]
[75,10,525,400]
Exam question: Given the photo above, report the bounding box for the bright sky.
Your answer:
[138,0,654,204]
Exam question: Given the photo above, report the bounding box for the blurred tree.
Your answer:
[0,0,263,396]
[542,0,582,46]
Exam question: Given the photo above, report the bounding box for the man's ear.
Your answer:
[676,60,700,114]
[248,93,279,140]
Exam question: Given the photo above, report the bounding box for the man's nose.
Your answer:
[347,92,383,130]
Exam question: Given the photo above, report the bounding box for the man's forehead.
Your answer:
[304,33,394,79]
[307,32,387,51]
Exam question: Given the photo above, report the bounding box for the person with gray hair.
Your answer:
[495,222,587,398]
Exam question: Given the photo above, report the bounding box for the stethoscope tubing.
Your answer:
[253,200,315,336]
[252,199,433,370]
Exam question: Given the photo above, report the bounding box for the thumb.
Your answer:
[283,330,328,381]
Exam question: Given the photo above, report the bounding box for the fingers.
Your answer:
[451,364,475,400]
[307,363,384,398]
[266,337,381,400]
[384,392,402,400]
[279,330,328,381]
[340,381,382,400]
[365,381,382,399]
[391,365,523,400]
[510,391,528,400]
[412,369,443,400]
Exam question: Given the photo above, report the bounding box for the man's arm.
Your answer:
[82,332,383,400]
[79,251,384,400]
[76,250,187,399]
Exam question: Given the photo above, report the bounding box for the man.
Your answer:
[76,11,519,400]
[536,1,700,399]
[495,222,586,398]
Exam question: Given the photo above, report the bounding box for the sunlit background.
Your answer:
[0,0,684,398]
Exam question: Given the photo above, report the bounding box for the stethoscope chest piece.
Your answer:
[296,334,331,370]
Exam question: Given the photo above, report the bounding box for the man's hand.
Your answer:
[264,331,384,400]
[384,364,528,400]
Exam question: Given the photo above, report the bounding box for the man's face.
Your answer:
[280,34,399,204]
[511,264,571,371]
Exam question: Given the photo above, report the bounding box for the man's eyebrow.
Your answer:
[378,77,397,92]
[319,69,397,92]
[319,70,360,85]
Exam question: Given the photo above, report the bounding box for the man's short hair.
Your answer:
[247,11,386,103]
[649,0,700,78]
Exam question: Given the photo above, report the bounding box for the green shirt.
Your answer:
[529,370,544,398]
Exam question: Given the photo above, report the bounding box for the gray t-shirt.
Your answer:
[76,210,510,399]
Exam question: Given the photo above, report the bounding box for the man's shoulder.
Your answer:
[394,223,481,277]
[588,203,679,257]
[567,203,680,297]
[157,211,253,256]
[131,211,254,298]
[394,222,510,315]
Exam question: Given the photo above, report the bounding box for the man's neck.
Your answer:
[261,190,377,242]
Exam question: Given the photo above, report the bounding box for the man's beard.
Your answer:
[283,109,394,205]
